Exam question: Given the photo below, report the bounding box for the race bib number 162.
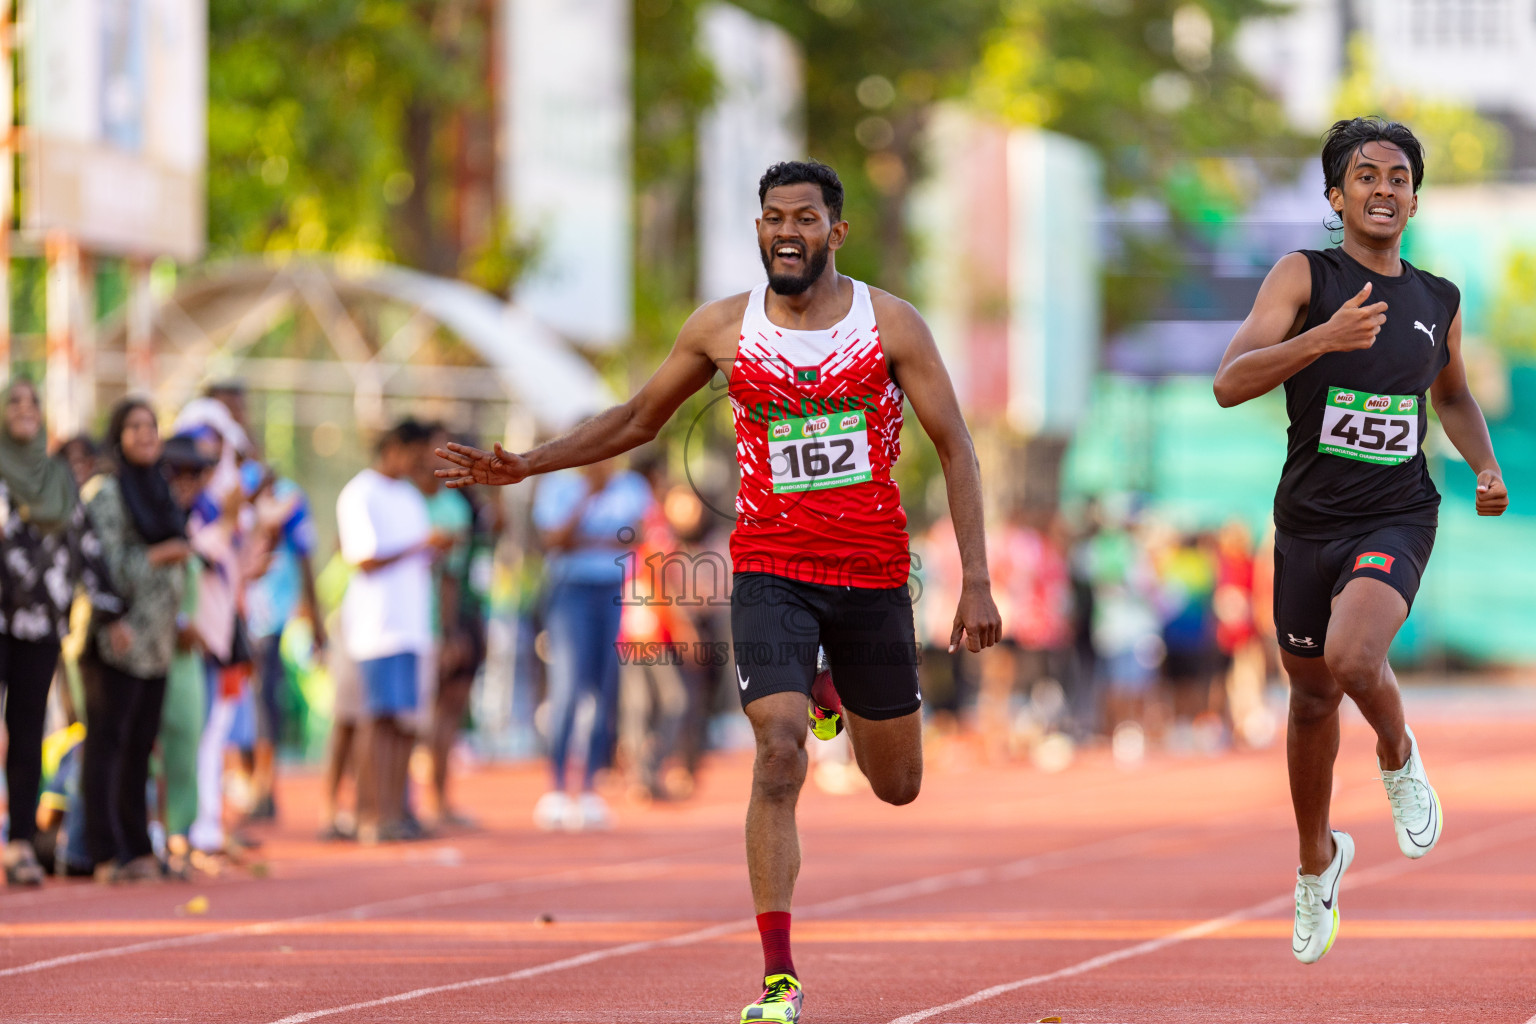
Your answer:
[769,410,873,493]
[1318,387,1419,465]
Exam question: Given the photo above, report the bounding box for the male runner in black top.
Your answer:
[1214,117,1507,964]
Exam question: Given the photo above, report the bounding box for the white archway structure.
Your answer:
[100,256,612,435]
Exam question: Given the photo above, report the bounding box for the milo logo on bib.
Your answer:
[769,409,873,493]
[1319,387,1420,466]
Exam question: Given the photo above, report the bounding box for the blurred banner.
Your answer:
[1006,129,1102,436]
[696,3,803,302]
[913,105,1101,437]
[504,0,632,349]
[24,0,206,260]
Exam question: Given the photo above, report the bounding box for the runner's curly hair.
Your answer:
[759,161,844,221]
[1321,117,1425,198]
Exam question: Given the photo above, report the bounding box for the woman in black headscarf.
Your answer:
[0,379,126,886]
[80,398,193,882]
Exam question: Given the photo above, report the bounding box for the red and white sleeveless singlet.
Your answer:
[728,278,909,588]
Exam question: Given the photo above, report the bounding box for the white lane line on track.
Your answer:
[0,790,1263,983]
[264,918,754,1024]
[882,813,1536,1024]
[256,764,1448,1024]
[0,848,730,978]
[258,819,1283,1024]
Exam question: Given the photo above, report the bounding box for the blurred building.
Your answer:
[911,105,1103,516]
[1241,0,1536,172]
[16,0,207,430]
[696,3,804,302]
[503,1,807,337]
[503,0,633,349]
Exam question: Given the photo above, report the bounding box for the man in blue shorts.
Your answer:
[337,420,449,843]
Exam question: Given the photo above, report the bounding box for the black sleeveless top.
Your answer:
[1273,247,1458,539]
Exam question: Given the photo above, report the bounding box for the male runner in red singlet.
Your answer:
[437,161,1001,1021]
[1215,118,1507,965]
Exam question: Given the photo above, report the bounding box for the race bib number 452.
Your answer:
[768,410,873,493]
[1318,387,1419,465]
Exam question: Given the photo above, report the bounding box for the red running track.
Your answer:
[2,684,1535,1023]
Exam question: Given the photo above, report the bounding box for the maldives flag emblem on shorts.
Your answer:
[1353,551,1395,573]
[796,367,819,384]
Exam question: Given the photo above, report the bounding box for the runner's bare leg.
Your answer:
[844,708,922,806]
[1285,576,1412,874]
[1283,651,1342,875]
[745,692,809,913]
[1325,577,1412,770]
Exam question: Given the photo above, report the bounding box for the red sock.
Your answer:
[756,911,796,979]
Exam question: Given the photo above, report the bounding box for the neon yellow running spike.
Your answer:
[741,973,803,1023]
[809,700,841,741]
[809,649,842,741]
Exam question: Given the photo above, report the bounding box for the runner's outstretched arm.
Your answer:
[1429,311,1509,516]
[1214,253,1387,407]
[435,302,729,488]
[875,292,1002,653]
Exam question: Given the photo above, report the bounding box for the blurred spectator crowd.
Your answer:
[914,497,1283,773]
[0,381,504,885]
[1,381,1288,887]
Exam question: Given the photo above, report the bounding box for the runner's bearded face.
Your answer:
[1331,141,1418,244]
[758,186,835,296]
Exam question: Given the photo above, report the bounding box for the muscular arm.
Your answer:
[1213,253,1384,407]
[436,299,739,487]
[876,291,1001,652]
[1429,311,1508,515]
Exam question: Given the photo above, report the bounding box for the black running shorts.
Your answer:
[1272,523,1435,659]
[730,571,921,721]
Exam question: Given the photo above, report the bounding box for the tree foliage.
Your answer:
[1490,249,1536,361]
[971,0,1299,198]
[629,0,717,377]
[734,0,1003,290]
[967,2,1304,336]
[1332,37,1508,186]
[207,0,503,282]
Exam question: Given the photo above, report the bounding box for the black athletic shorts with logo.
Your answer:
[1272,523,1435,659]
[731,571,921,720]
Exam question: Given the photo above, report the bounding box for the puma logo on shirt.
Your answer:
[1413,321,1436,345]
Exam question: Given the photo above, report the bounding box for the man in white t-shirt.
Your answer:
[336,419,447,843]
